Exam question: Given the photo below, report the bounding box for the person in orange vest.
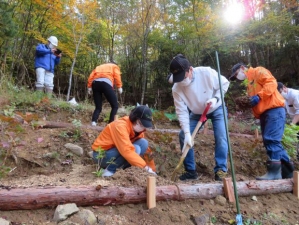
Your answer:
[87,61,123,126]
[230,63,294,180]
[91,105,156,177]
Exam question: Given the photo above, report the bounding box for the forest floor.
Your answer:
[0,96,299,225]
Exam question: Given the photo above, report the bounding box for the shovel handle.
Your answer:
[171,103,212,181]
[183,102,211,156]
[199,102,211,122]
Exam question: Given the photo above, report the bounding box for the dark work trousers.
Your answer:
[91,81,118,123]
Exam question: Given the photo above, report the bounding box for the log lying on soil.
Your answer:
[0,179,293,210]
[34,120,256,138]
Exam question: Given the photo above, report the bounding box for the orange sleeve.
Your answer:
[105,120,147,168]
[87,69,96,88]
[255,67,277,100]
[112,64,122,88]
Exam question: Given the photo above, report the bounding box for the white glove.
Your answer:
[118,87,123,94]
[144,166,157,175]
[88,88,92,95]
[184,132,193,148]
[205,98,217,109]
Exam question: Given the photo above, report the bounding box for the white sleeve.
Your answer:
[210,69,230,100]
[172,90,190,133]
[293,93,299,115]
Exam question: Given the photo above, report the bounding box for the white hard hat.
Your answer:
[47,36,58,47]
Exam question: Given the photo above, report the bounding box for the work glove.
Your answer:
[118,87,123,94]
[144,166,157,175]
[88,88,92,95]
[205,98,217,110]
[183,132,193,149]
[250,95,260,107]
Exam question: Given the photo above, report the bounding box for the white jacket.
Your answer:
[283,88,299,118]
[172,66,230,133]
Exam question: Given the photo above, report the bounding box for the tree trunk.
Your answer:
[0,179,293,210]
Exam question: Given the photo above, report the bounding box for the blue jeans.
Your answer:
[179,106,228,173]
[93,138,148,172]
[260,107,290,162]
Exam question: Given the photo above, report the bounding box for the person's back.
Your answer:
[87,62,123,126]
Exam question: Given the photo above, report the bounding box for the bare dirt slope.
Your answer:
[0,100,299,225]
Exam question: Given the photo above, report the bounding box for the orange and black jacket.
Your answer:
[87,63,122,88]
[92,116,156,171]
[246,67,284,118]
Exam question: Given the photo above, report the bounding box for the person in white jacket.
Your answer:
[169,54,230,181]
[278,82,299,161]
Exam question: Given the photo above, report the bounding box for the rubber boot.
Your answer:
[45,88,53,98]
[281,161,294,179]
[36,87,44,98]
[36,87,44,92]
[256,160,282,180]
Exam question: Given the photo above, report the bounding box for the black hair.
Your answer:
[129,108,139,123]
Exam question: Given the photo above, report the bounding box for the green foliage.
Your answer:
[244,218,262,225]
[3,104,15,117]
[92,146,115,177]
[210,216,217,224]
[282,124,299,158]
[0,163,11,179]
[103,113,110,123]
[72,119,82,141]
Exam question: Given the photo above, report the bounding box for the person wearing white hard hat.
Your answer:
[34,36,61,96]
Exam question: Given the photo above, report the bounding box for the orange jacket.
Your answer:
[92,116,156,171]
[246,67,285,118]
[87,63,122,88]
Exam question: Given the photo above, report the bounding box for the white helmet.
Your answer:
[47,36,58,47]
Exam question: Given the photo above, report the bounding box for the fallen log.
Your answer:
[32,120,257,138]
[0,179,293,210]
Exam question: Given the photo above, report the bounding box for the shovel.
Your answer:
[171,103,211,181]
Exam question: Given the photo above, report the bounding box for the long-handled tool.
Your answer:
[171,103,211,181]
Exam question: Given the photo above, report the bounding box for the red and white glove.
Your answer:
[118,88,123,94]
[88,88,92,95]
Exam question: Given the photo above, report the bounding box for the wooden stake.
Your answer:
[203,122,208,134]
[223,177,235,203]
[254,128,259,139]
[147,176,156,209]
[293,171,299,199]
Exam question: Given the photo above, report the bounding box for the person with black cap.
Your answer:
[91,105,156,177]
[229,63,294,180]
[169,54,230,181]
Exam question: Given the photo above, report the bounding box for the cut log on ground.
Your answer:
[0,179,293,210]
[32,120,258,138]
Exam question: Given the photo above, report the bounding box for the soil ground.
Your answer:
[0,98,299,225]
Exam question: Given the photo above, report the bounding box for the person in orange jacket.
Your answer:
[229,63,294,180]
[87,61,123,126]
[92,105,156,177]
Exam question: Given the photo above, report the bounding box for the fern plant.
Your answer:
[282,124,299,158]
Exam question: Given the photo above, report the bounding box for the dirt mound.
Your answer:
[0,107,299,225]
